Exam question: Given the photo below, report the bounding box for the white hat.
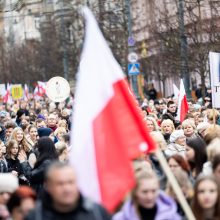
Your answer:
[0,174,18,193]
[170,130,185,143]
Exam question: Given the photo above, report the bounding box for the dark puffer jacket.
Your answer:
[25,191,111,220]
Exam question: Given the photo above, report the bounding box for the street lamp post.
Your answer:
[178,0,191,99]
[125,0,140,101]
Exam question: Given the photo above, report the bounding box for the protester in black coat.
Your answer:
[22,137,58,194]
[6,140,30,184]
[6,140,23,176]
[25,162,111,220]
[25,192,111,220]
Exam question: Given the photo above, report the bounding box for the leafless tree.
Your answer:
[136,0,220,98]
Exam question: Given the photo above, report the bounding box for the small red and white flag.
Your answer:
[3,83,12,104]
[24,84,29,101]
[34,81,47,98]
[177,79,189,122]
[173,83,180,100]
[37,81,46,96]
[70,7,156,212]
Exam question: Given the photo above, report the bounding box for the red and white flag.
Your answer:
[34,81,47,98]
[37,81,46,96]
[173,83,180,100]
[24,84,29,101]
[177,79,189,122]
[3,83,12,104]
[70,7,156,212]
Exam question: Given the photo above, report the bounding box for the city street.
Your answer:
[0,1,220,220]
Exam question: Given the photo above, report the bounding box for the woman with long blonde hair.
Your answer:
[9,127,36,168]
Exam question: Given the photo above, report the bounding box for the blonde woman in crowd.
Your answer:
[9,127,36,168]
[58,119,69,132]
[145,116,159,132]
[161,119,175,144]
[203,125,220,145]
[206,109,220,124]
[181,119,197,139]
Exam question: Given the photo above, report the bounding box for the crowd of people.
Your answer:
[139,96,220,220]
[0,93,220,220]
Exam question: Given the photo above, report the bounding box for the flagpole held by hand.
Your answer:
[155,148,196,220]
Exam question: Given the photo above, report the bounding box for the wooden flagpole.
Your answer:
[155,148,196,220]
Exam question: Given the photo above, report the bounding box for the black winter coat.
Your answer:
[6,157,23,176]
[31,159,52,194]
[25,192,111,220]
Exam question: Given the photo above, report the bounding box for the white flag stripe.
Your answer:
[173,83,180,100]
[177,79,185,121]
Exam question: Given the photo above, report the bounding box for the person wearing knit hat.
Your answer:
[165,130,186,158]
[38,127,53,138]
[0,174,18,205]
[169,130,185,143]
[37,114,46,120]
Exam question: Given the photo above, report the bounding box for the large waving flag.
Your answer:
[177,79,189,122]
[70,7,156,212]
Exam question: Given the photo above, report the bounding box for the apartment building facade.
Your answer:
[131,0,220,96]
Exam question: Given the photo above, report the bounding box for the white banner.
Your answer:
[209,52,220,108]
[0,84,6,96]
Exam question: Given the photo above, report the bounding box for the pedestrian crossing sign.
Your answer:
[128,63,140,75]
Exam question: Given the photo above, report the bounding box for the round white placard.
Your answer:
[46,76,70,102]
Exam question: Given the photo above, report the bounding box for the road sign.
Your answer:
[128,52,138,63]
[128,36,135,47]
[128,63,140,75]
[46,76,70,102]
[11,84,23,100]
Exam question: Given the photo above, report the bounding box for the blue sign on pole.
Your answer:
[128,36,135,47]
[128,63,140,75]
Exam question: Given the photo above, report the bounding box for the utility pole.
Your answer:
[125,0,140,101]
[178,0,191,99]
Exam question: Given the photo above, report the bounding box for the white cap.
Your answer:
[0,174,19,193]
[170,130,185,143]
